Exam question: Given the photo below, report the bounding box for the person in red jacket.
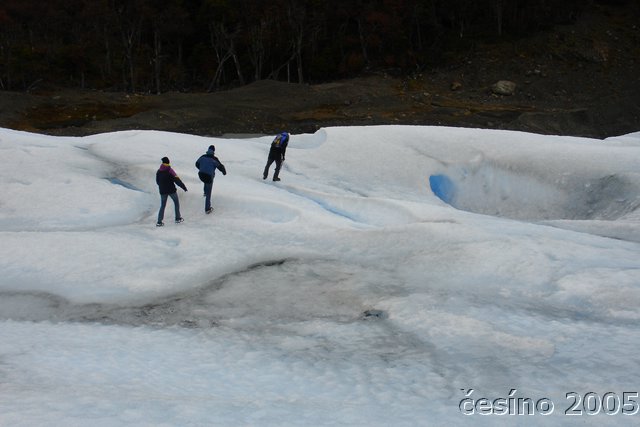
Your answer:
[156,156,188,226]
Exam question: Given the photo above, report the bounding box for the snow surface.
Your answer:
[1,125,640,426]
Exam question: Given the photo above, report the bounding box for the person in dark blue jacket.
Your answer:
[156,157,188,226]
[263,132,289,181]
[195,145,227,214]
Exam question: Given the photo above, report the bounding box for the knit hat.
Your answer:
[161,156,170,164]
[208,145,215,152]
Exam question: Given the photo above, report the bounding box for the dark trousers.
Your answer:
[199,172,214,211]
[158,192,180,223]
[263,156,282,180]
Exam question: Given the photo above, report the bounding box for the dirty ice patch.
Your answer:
[554,268,640,321]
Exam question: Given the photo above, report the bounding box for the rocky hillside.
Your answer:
[0,2,638,139]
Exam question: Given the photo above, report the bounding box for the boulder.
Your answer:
[491,80,517,96]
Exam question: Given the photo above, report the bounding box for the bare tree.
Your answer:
[113,1,143,92]
[287,0,306,83]
[493,0,505,36]
[248,19,269,81]
[207,22,245,91]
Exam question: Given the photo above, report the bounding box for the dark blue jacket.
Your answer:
[196,149,227,182]
[156,164,187,195]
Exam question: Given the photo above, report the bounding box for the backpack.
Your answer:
[271,132,288,148]
[271,135,283,148]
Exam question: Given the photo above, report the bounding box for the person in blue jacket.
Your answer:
[156,156,188,226]
[263,132,289,181]
[195,145,227,214]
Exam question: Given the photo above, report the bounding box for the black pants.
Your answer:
[263,155,282,179]
[198,172,214,211]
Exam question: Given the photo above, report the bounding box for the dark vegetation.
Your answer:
[0,0,602,92]
[0,0,638,138]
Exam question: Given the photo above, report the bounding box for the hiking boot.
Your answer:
[156,222,164,227]
[206,207,214,214]
[273,177,281,182]
[263,174,267,180]
[175,218,184,224]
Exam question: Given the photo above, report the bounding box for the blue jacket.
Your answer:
[196,149,227,178]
